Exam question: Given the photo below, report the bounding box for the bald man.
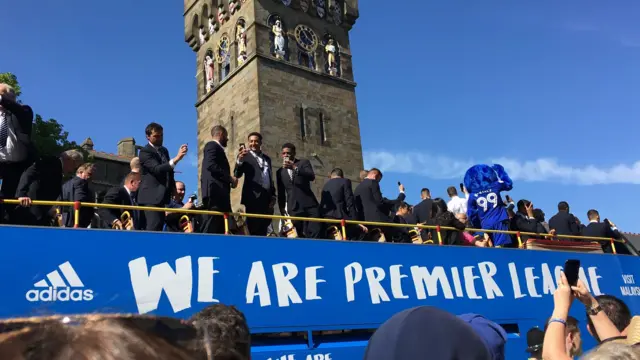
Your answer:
[0,83,34,224]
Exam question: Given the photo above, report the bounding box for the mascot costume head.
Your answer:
[464,164,513,247]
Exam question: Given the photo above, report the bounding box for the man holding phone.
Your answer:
[138,122,188,231]
[276,143,320,238]
[235,132,276,236]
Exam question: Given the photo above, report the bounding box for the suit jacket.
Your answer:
[548,211,582,237]
[276,158,318,215]
[353,179,406,223]
[0,95,34,161]
[582,221,626,254]
[510,212,547,242]
[320,177,356,220]
[15,156,63,222]
[98,186,139,228]
[201,141,233,212]
[138,144,175,206]
[234,151,275,210]
[412,199,434,224]
[60,176,94,227]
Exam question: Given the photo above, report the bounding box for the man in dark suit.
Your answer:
[582,209,630,254]
[353,168,405,240]
[15,149,85,226]
[0,83,35,224]
[412,188,433,224]
[510,199,549,245]
[137,122,188,231]
[548,201,582,239]
[320,168,367,240]
[60,163,95,228]
[99,172,142,229]
[276,143,319,238]
[201,125,236,234]
[391,201,413,243]
[412,188,433,240]
[234,132,275,236]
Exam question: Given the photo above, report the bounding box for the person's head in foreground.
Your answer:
[363,306,503,360]
[0,314,202,360]
[189,304,251,360]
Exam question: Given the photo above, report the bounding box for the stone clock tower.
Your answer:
[183,0,363,210]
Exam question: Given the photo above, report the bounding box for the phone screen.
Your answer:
[564,259,580,286]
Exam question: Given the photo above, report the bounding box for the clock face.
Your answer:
[294,25,318,52]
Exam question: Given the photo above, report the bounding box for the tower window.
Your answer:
[319,112,327,144]
[299,107,307,140]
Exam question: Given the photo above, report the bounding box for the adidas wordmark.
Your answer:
[25,261,94,302]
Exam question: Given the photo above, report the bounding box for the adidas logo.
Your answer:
[25,261,94,302]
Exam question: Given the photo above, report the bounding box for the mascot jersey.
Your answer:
[464,164,513,247]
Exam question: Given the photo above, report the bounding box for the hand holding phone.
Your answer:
[564,259,580,286]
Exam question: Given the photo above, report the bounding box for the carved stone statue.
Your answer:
[325,37,338,76]
[208,16,217,35]
[229,0,239,14]
[315,0,326,18]
[204,55,215,92]
[217,5,227,25]
[300,0,310,12]
[272,19,286,59]
[199,27,206,45]
[237,23,248,65]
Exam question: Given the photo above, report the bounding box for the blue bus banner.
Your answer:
[2,226,640,358]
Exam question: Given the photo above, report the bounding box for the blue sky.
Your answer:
[2,1,640,231]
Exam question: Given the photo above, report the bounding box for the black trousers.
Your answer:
[291,206,321,239]
[200,198,228,235]
[142,208,164,232]
[245,202,273,236]
[0,160,30,224]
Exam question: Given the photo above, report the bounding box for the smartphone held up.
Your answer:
[563,259,580,286]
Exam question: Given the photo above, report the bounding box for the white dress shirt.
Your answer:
[237,150,271,189]
[148,142,175,168]
[447,195,468,215]
[0,106,28,163]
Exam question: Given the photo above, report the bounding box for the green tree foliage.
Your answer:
[0,72,21,96]
[0,72,87,158]
[31,115,81,157]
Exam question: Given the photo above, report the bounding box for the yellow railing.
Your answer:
[0,199,627,254]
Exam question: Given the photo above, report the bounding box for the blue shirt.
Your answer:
[468,182,510,228]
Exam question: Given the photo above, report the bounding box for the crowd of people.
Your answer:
[0,82,634,255]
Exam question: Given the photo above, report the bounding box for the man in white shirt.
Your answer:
[235,132,276,236]
[0,83,34,224]
[446,185,467,215]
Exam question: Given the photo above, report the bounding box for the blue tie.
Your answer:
[0,111,8,149]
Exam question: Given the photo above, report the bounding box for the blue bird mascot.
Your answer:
[464,164,513,247]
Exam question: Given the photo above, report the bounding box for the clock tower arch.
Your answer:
[184,0,364,210]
